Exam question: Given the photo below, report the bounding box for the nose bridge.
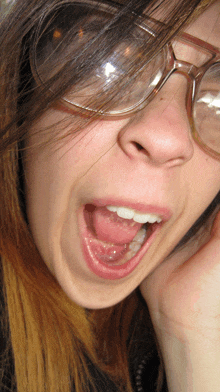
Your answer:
[153,47,199,124]
[160,33,211,102]
[170,59,197,100]
[159,59,196,105]
[173,59,197,79]
[152,42,198,116]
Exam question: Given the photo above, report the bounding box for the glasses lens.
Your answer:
[63,42,166,114]
[193,63,220,153]
[34,2,110,80]
[33,1,166,114]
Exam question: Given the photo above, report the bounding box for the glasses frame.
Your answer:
[146,32,220,161]
[31,0,220,160]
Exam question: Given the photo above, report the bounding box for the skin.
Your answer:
[25,1,220,315]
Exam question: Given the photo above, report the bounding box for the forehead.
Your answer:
[185,0,220,48]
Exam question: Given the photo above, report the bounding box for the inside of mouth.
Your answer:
[84,204,153,264]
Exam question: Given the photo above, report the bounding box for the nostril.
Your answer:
[133,142,144,151]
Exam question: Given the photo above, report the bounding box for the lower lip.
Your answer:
[78,206,161,280]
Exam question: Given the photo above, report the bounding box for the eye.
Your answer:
[32,1,165,115]
[33,3,110,81]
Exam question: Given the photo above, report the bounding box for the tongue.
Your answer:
[92,207,142,245]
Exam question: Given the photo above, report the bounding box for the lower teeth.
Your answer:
[99,225,147,265]
[129,227,147,251]
[124,226,147,261]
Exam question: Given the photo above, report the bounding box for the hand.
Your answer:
[140,211,220,342]
[140,212,220,391]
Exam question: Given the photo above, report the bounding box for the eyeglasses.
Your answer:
[31,0,220,160]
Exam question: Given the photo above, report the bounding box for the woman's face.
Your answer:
[25,1,220,309]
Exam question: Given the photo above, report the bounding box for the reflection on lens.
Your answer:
[194,63,220,153]
[64,48,165,114]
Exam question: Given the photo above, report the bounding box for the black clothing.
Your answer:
[0,345,167,391]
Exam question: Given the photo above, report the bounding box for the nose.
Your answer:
[118,75,194,167]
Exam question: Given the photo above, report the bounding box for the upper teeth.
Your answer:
[106,205,162,224]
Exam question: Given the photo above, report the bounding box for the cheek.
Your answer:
[24,114,123,264]
[25,109,126,185]
[189,156,220,200]
[178,152,220,243]
[186,155,220,216]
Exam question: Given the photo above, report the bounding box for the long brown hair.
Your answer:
[0,1,215,391]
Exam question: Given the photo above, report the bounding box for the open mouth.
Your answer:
[79,203,164,280]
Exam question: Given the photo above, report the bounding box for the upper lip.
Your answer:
[91,198,172,222]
